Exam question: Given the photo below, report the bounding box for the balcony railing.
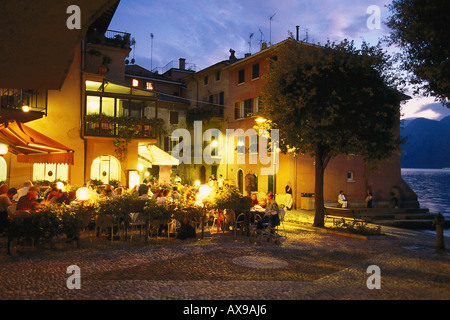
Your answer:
[0,89,47,114]
[84,114,163,139]
[86,29,132,49]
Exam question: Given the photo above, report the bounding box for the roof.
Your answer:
[0,0,120,90]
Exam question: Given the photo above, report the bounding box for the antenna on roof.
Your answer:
[150,33,154,72]
[269,13,276,45]
[248,33,254,54]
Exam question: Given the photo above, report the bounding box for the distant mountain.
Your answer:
[401,116,450,169]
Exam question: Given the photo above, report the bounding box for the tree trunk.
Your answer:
[313,145,329,227]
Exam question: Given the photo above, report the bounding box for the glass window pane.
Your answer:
[143,101,156,119]
[56,164,69,182]
[86,96,100,115]
[102,97,115,117]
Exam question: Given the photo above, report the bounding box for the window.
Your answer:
[249,135,258,154]
[132,79,139,87]
[170,111,179,125]
[216,70,221,81]
[0,157,7,182]
[219,91,224,106]
[204,76,208,85]
[237,136,245,155]
[347,171,355,182]
[253,97,259,114]
[146,82,153,90]
[234,102,240,119]
[33,163,69,182]
[268,174,274,193]
[238,69,245,84]
[252,63,259,79]
[244,99,252,117]
[91,155,120,185]
[86,96,100,115]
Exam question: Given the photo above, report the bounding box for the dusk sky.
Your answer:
[109,0,450,121]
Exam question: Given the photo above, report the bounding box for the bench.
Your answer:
[324,207,367,227]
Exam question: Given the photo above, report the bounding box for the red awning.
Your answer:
[0,121,74,164]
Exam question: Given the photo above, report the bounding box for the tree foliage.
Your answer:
[386,0,450,107]
[258,39,403,226]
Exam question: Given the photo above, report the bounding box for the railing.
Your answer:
[0,89,47,114]
[86,29,131,49]
[84,116,159,139]
[160,60,198,74]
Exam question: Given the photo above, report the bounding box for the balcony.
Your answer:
[86,29,132,49]
[0,89,47,123]
[84,114,163,140]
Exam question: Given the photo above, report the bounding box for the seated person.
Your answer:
[338,190,348,208]
[16,186,42,211]
[250,193,258,207]
[257,192,280,230]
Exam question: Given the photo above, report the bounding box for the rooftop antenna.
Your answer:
[248,32,254,54]
[258,28,264,44]
[269,13,276,45]
[150,33,154,71]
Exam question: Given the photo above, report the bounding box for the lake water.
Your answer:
[401,168,450,237]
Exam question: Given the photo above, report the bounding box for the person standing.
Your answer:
[285,181,293,210]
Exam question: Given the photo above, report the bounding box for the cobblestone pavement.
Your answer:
[0,210,449,301]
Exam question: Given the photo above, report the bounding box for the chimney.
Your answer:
[296,26,299,41]
[179,58,186,70]
[229,48,236,61]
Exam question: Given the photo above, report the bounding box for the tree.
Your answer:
[386,0,450,107]
[258,39,403,227]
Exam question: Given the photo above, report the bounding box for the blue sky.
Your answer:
[109,0,450,121]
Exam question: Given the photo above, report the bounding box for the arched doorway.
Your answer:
[237,169,244,194]
[200,165,206,184]
[0,157,7,182]
[90,155,121,184]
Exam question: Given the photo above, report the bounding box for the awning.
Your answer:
[0,121,74,164]
[138,145,179,166]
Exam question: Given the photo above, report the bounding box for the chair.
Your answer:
[234,212,246,238]
[129,212,146,241]
[96,214,120,243]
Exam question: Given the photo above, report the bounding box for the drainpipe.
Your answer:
[80,40,87,185]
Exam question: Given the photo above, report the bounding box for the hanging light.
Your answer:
[0,143,8,156]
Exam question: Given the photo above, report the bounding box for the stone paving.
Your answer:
[0,210,449,301]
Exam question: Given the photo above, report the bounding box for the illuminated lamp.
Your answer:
[194,180,200,186]
[56,181,65,191]
[76,187,91,201]
[22,105,30,112]
[199,184,211,199]
[0,143,8,155]
[255,117,267,123]
[137,164,144,171]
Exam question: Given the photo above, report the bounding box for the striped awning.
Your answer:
[0,121,74,164]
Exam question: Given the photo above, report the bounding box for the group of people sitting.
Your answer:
[0,180,70,236]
